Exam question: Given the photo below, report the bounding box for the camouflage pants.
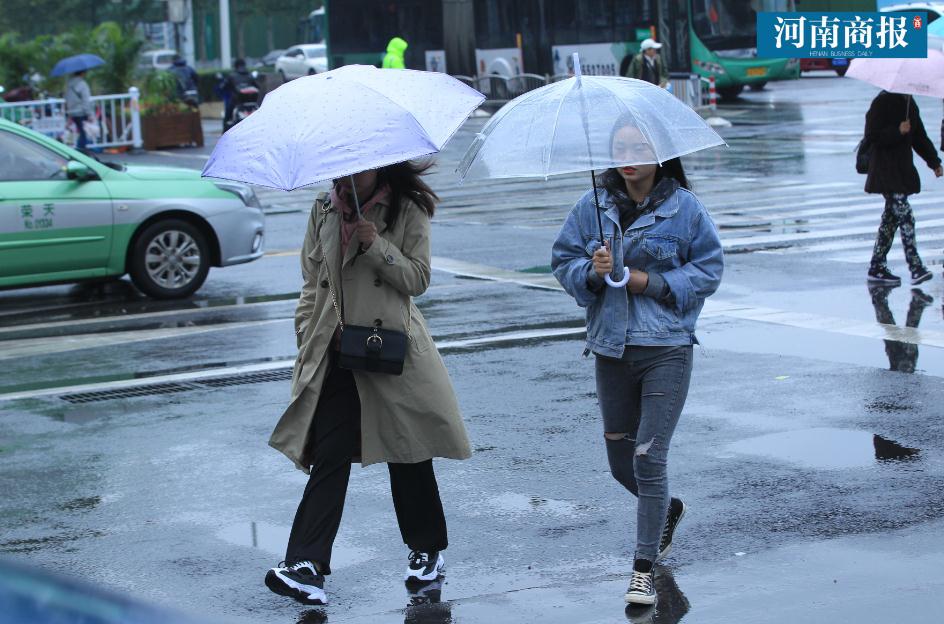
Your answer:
[870,193,924,273]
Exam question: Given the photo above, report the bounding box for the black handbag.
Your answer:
[327,269,408,376]
[338,323,408,375]
[855,137,871,174]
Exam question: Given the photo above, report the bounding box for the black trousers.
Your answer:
[284,360,448,574]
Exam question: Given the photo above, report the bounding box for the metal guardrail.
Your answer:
[668,74,710,110]
[0,88,142,150]
[452,73,709,110]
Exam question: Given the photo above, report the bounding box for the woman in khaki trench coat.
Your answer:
[265,161,471,606]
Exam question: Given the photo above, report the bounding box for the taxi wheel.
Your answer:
[129,219,210,299]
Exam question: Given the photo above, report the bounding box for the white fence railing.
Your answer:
[0,87,142,150]
[452,73,709,110]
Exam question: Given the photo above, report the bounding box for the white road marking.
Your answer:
[0,326,586,402]
[0,319,287,361]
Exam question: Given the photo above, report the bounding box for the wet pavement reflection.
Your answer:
[625,569,689,624]
[868,284,934,374]
[728,428,922,469]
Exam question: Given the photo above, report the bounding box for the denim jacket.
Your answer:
[551,184,724,357]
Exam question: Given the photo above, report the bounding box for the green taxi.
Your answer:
[0,118,264,299]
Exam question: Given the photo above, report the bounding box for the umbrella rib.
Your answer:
[545,80,575,180]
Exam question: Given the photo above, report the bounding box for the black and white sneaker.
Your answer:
[405,550,444,583]
[911,268,932,285]
[868,267,902,285]
[625,570,657,605]
[657,498,687,561]
[265,560,327,605]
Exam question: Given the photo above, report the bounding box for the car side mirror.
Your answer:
[65,160,96,181]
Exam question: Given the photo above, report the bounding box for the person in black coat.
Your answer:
[864,91,942,286]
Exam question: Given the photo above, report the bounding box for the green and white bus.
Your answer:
[309,0,799,98]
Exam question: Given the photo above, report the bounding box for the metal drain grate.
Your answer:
[61,382,198,404]
[200,369,293,388]
[58,368,293,404]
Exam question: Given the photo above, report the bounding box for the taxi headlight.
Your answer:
[214,181,261,208]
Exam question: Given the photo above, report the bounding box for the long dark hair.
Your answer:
[601,110,691,197]
[376,160,438,228]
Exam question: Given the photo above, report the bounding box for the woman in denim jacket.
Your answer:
[551,115,723,606]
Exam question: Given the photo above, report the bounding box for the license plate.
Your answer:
[746,67,768,77]
[832,58,849,66]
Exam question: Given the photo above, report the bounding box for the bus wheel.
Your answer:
[749,82,767,91]
[717,85,744,100]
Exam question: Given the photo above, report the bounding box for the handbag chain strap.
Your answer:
[319,198,412,339]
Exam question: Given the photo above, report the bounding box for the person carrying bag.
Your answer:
[264,162,471,607]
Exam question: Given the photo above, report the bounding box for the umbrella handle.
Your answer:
[605,270,631,288]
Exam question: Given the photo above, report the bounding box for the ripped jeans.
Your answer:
[595,345,693,562]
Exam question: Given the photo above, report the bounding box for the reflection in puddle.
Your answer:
[868,285,933,374]
[215,522,374,569]
[488,492,582,517]
[625,568,689,624]
[728,428,920,469]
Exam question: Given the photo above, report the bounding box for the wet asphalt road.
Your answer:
[2,74,944,623]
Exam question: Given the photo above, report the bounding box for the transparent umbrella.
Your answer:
[457,54,725,285]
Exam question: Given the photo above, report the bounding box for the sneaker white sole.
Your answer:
[912,272,932,285]
[265,568,328,605]
[656,502,687,562]
[625,591,657,606]
[404,554,445,582]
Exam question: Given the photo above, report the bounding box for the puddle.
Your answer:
[727,428,920,469]
[215,522,374,569]
[487,492,582,517]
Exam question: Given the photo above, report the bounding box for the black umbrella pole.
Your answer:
[591,170,606,250]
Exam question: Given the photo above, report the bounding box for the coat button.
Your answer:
[385,254,395,264]
[320,280,328,288]
[374,278,382,287]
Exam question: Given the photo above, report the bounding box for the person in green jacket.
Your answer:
[623,38,668,88]
[383,37,408,69]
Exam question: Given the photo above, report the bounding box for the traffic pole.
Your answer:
[709,76,717,112]
[219,0,232,70]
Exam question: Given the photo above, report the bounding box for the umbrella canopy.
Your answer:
[50,53,105,77]
[929,17,944,50]
[457,59,725,182]
[202,65,484,191]
[846,50,944,98]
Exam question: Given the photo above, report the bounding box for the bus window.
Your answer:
[690,0,789,51]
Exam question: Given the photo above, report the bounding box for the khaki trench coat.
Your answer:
[269,194,472,471]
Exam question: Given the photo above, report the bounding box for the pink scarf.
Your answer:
[330,184,391,257]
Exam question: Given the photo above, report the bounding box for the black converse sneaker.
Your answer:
[625,569,657,605]
[911,267,933,285]
[868,267,902,285]
[657,498,687,561]
[265,560,327,605]
[405,550,445,583]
